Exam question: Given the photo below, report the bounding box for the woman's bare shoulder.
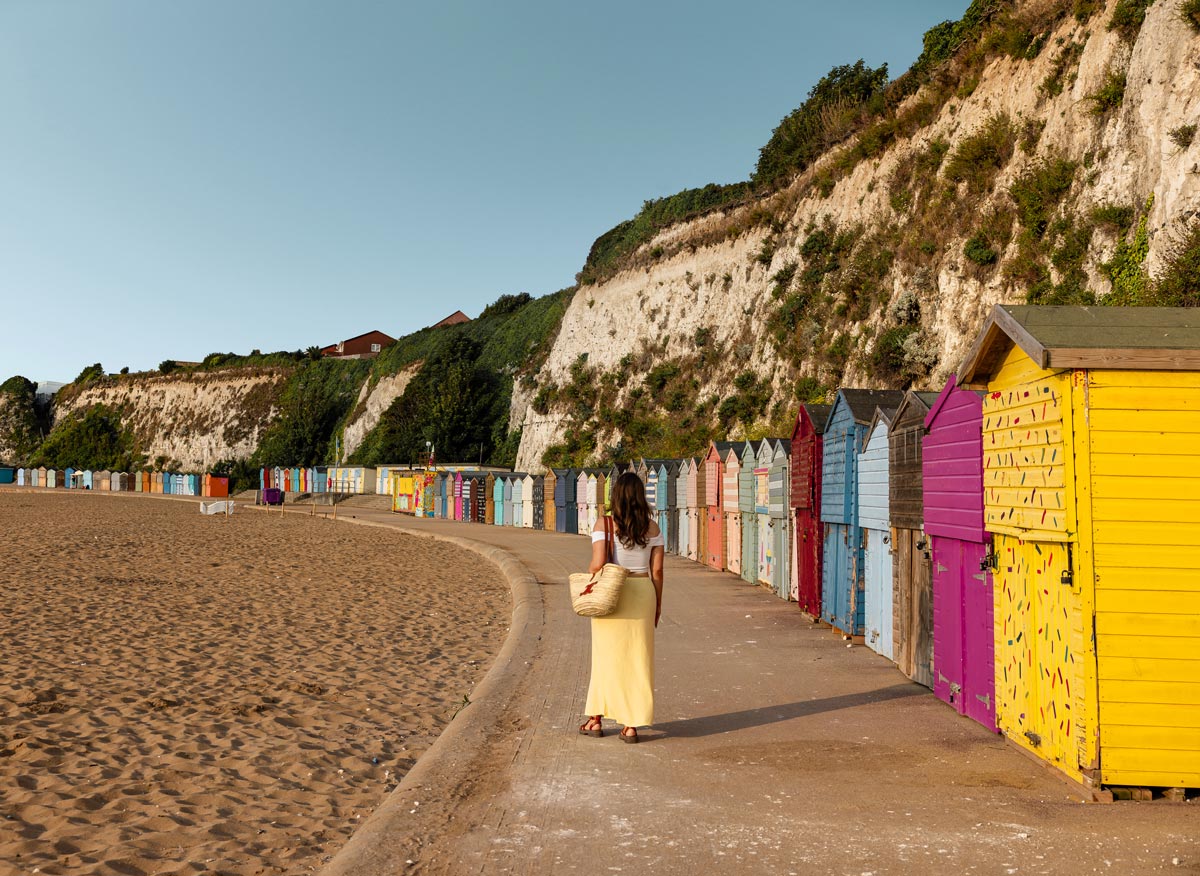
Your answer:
[648,520,661,537]
[592,514,609,533]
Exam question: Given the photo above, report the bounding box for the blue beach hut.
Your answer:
[820,389,906,637]
[493,474,506,526]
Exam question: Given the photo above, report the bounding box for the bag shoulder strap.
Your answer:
[604,515,615,564]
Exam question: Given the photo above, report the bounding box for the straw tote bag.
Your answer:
[569,517,628,617]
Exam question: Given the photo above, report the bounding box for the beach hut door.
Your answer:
[994,536,1085,778]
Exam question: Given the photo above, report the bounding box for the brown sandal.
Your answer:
[620,727,639,744]
[579,716,604,738]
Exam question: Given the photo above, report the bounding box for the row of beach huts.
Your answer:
[3,467,229,496]
[375,305,1200,796]
[3,304,1197,796]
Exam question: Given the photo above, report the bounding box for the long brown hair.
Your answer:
[610,472,652,548]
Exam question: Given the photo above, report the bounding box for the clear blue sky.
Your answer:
[0,0,967,383]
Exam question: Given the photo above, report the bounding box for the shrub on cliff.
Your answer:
[0,376,43,463]
[252,358,370,467]
[753,60,890,188]
[32,405,138,471]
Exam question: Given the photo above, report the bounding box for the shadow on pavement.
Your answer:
[650,683,926,739]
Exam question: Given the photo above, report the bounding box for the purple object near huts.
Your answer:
[922,378,996,731]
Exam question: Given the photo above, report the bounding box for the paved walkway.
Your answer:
[313,511,1197,875]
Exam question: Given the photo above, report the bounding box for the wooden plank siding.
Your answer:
[859,416,893,659]
[1086,369,1200,788]
[924,380,996,728]
[982,347,1074,542]
[790,407,827,617]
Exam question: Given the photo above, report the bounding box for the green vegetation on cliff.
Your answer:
[32,405,140,472]
[250,358,370,467]
[352,288,573,467]
[0,376,45,464]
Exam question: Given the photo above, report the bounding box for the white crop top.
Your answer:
[592,525,664,574]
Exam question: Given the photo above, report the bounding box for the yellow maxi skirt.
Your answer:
[584,574,655,727]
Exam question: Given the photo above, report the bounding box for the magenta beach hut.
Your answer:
[923,378,996,731]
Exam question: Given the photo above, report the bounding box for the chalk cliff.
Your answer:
[514,0,1200,471]
[51,368,292,471]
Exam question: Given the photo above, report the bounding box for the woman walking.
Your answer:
[579,472,664,743]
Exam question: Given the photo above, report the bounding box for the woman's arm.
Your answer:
[588,515,609,574]
[650,545,664,627]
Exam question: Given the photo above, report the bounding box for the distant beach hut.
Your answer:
[703,443,731,571]
[889,390,940,689]
[65,467,78,489]
[593,471,608,521]
[95,470,111,491]
[204,474,230,498]
[390,473,413,512]
[605,463,628,507]
[543,469,556,532]
[790,404,832,615]
[531,474,545,530]
[484,474,496,524]
[656,461,678,554]
[685,458,701,561]
[492,473,505,526]
[738,442,758,585]
[767,438,792,599]
[576,471,590,534]
[0,466,14,485]
[859,407,898,660]
[521,473,535,528]
[722,446,743,577]
[555,468,578,534]
[46,468,59,489]
[327,466,376,494]
[674,460,690,557]
[15,468,26,486]
[509,474,522,526]
[111,472,125,491]
[141,471,151,492]
[472,474,487,523]
[431,473,445,518]
[753,440,772,586]
[460,474,473,521]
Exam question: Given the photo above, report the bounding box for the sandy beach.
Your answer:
[0,491,509,875]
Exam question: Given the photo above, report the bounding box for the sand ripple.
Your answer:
[0,493,508,875]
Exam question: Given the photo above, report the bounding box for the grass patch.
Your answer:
[1087,68,1127,116]
[1108,0,1156,41]
[1041,40,1086,98]
[1009,156,1078,237]
[1169,124,1197,150]
[944,114,1017,194]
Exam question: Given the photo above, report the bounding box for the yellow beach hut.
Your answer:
[958,304,1200,793]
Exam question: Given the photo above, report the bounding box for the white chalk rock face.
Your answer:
[513,1,1200,472]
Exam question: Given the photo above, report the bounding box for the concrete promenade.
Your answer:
[310,510,1197,875]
